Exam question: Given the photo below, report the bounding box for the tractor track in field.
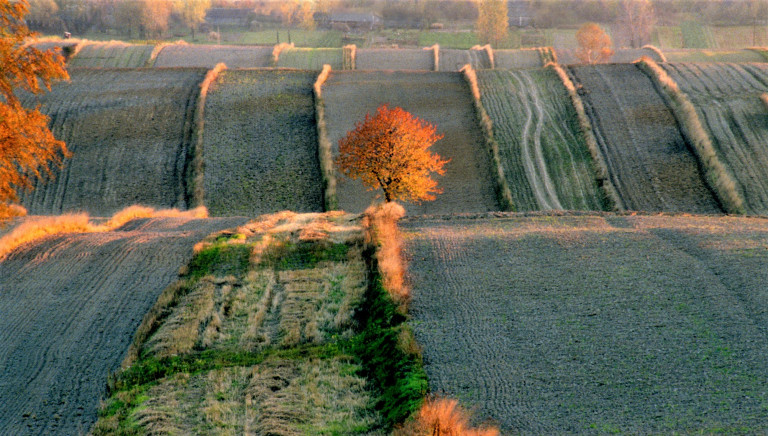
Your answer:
[0,216,247,435]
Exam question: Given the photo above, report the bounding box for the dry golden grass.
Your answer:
[364,202,410,308]
[0,205,209,262]
[191,63,227,207]
[147,40,187,67]
[343,44,356,70]
[395,397,500,436]
[471,44,495,69]
[272,42,294,65]
[546,61,622,210]
[314,65,337,210]
[460,64,514,211]
[635,56,745,214]
[424,44,439,71]
[642,44,668,62]
[761,93,768,111]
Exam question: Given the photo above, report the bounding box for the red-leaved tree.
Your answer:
[336,105,448,203]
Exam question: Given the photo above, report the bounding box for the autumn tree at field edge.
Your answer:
[336,105,448,204]
[1,0,69,219]
[576,22,614,64]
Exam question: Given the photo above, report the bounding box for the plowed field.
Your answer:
[201,69,324,216]
[554,48,662,65]
[569,64,721,213]
[321,71,498,214]
[662,62,768,214]
[67,42,153,68]
[19,68,207,216]
[477,69,606,211]
[439,49,490,71]
[0,216,248,435]
[493,49,543,69]
[152,44,273,68]
[276,48,343,70]
[354,49,433,71]
[404,212,768,434]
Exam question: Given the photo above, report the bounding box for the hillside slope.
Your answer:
[0,216,248,434]
[404,212,768,434]
[569,64,721,213]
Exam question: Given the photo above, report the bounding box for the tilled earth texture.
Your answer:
[18,68,207,216]
[202,70,324,216]
[404,212,768,434]
[152,44,273,68]
[0,216,248,435]
[569,64,721,213]
[322,71,499,214]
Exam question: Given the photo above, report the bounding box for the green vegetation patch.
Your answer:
[681,21,717,49]
[276,47,343,70]
[238,29,343,48]
[418,31,479,49]
[201,69,324,216]
[476,69,608,212]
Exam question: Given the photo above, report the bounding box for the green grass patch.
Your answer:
[681,21,717,49]
[239,28,343,47]
[186,242,251,279]
[261,239,349,270]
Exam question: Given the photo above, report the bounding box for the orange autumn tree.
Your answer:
[336,105,448,203]
[576,22,614,64]
[0,0,69,219]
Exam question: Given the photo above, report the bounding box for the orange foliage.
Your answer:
[1,0,69,219]
[336,105,448,203]
[576,22,614,64]
[395,397,500,436]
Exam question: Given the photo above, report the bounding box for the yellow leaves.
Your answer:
[476,0,509,46]
[576,23,614,64]
[336,105,448,203]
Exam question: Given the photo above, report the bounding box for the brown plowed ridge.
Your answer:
[404,213,768,434]
[569,64,721,213]
[0,216,247,435]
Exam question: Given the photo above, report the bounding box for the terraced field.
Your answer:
[153,44,273,68]
[662,62,768,214]
[202,69,324,216]
[438,49,491,71]
[404,212,768,434]
[354,48,433,71]
[67,42,153,68]
[476,69,607,211]
[276,48,343,70]
[0,216,248,435]
[321,71,498,214]
[568,63,721,213]
[19,68,207,216]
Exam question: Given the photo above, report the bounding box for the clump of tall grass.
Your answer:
[271,42,294,66]
[363,202,408,307]
[424,44,439,71]
[641,44,667,62]
[538,46,558,65]
[635,56,745,214]
[460,64,514,211]
[189,63,227,207]
[146,40,187,67]
[0,205,209,262]
[314,64,337,210]
[394,396,500,436]
[343,44,356,70]
[471,44,495,69]
[546,61,622,210]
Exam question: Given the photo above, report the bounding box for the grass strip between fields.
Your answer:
[635,57,745,214]
[314,65,337,211]
[547,62,622,210]
[189,63,226,209]
[92,209,428,433]
[460,64,515,212]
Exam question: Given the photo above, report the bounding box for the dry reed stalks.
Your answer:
[363,202,409,309]
[190,63,227,207]
[546,61,622,210]
[146,40,187,67]
[272,42,294,66]
[641,44,667,62]
[0,205,209,262]
[313,64,337,210]
[394,397,500,436]
[424,44,439,71]
[538,46,558,65]
[635,56,745,214]
[460,64,514,211]
[471,44,495,69]
[343,44,356,70]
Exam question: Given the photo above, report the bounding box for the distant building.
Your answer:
[205,8,253,28]
[323,12,382,31]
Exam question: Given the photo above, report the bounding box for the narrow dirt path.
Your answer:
[569,64,721,213]
[0,216,247,435]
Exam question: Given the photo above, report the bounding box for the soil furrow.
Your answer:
[569,64,720,213]
[0,216,248,435]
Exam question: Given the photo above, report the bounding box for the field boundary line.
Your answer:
[189,63,226,208]
[471,44,495,69]
[271,42,294,66]
[747,47,768,62]
[635,57,744,214]
[547,62,622,210]
[460,64,514,211]
[343,44,356,70]
[424,44,439,71]
[313,65,336,210]
[146,40,186,67]
[538,46,558,66]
